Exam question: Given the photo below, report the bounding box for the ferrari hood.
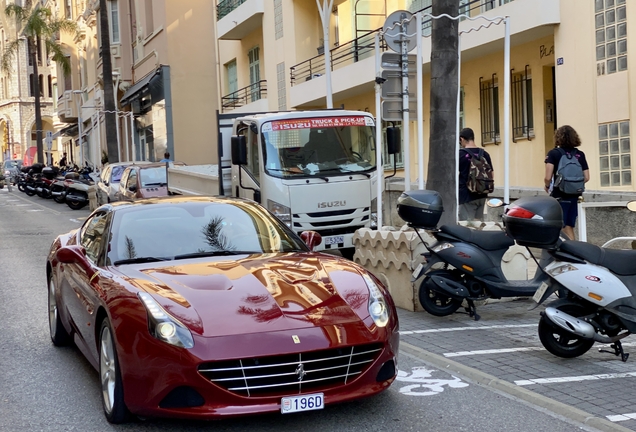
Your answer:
[119,253,371,337]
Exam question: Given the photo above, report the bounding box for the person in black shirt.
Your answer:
[458,128,493,222]
[544,125,590,240]
[59,153,68,167]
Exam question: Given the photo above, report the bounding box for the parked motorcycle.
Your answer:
[65,166,94,210]
[502,196,636,362]
[399,190,553,321]
[0,172,5,189]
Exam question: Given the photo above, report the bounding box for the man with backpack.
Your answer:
[544,125,590,240]
[458,128,494,222]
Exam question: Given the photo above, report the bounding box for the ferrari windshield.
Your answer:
[261,116,376,179]
[108,199,307,264]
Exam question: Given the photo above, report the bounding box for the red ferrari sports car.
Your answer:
[47,196,399,423]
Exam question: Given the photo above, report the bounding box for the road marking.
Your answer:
[515,371,636,386]
[400,323,536,335]
[444,347,543,357]
[396,367,469,396]
[16,204,30,206]
[27,209,44,212]
[607,413,636,422]
[8,192,61,215]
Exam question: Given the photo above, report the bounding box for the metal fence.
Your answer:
[217,0,247,21]
[221,80,267,113]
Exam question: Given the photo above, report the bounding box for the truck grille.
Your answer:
[198,343,383,397]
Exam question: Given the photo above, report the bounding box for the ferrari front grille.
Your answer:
[198,343,383,397]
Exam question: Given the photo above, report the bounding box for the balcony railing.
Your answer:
[217,0,248,21]
[290,0,514,86]
[221,80,267,112]
[290,6,433,86]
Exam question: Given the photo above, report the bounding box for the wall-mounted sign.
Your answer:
[557,57,564,65]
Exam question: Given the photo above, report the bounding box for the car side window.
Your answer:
[126,170,138,190]
[101,166,112,183]
[80,212,110,265]
[119,169,129,190]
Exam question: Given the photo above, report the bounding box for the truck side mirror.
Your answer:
[386,127,401,155]
[231,135,247,166]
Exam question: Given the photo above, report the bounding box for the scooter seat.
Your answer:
[559,241,636,276]
[439,225,514,251]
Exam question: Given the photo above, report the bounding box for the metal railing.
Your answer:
[221,80,267,113]
[290,6,434,86]
[217,0,248,21]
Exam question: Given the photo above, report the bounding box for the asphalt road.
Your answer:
[0,188,611,431]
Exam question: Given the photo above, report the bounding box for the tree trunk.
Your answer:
[100,0,118,163]
[427,0,459,225]
[29,37,44,165]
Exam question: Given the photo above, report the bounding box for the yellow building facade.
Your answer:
[217,0,634,195]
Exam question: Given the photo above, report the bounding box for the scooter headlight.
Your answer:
[547,264,578,276]
[433,242,454,252]
[362,274,389,328]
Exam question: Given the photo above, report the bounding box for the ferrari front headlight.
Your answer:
[138,292,194,348]
[362,274,389,328]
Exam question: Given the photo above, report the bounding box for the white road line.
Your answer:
[444,347,543,357]
[16,204,30,206]
[27,209,44,212]
[400,324,536,335]
[607,413,636,422]
[515,371,636,386]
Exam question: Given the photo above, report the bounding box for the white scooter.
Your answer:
[502,197,636,362]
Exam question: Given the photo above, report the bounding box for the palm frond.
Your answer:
[24,6,53,39]
[1,39,22,74]
[49,18,78,37]
[45,39,72,76]
[5,4,27,23]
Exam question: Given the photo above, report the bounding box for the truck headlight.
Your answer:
[362,274,389,328]
[268,200,292,227]
[138,292,194,348]
[370,198,378,228]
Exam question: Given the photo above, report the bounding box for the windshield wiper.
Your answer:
[173,250,260,260]
[113,256,170,266]
[268,168,329,182]
[320,168,371,178]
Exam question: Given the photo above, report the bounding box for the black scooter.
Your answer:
[398,190,554,321]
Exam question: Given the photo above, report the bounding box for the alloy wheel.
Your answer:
[100,327,116,414]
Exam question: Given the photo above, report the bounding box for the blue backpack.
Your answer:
[554,148,585,195]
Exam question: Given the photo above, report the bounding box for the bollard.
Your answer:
[88,185,98,211]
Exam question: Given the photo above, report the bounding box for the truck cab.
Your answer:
[229,110,378,255]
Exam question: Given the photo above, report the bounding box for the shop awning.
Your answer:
[51,124,79,139]
[120,68,162,107]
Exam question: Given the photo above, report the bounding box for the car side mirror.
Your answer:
[231,135,248,166]
[300,231,322,251]
[56,245,97,281]
[129,185,137,192]
[386,127,401,155]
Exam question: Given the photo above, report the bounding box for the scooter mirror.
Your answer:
[487,198,504,208]
[627,201,636,212]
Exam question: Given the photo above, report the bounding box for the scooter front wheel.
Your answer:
[538,300,595,359]
[419,270,463,317]
[67,199,87,210]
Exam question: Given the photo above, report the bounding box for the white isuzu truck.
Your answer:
[167,110,380,258]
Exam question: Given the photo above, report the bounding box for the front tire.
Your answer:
[54,194,66,204]
[419,270,463,317]
[99,318,129,424]
[538,300,595,359]
[67,199,87,210]
[48,274,71,346]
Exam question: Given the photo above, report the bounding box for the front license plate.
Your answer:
[533,282,549,303]
[281,393,324,414]
[324,235,344,245]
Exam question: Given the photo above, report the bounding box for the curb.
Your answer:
[400,341,632,432]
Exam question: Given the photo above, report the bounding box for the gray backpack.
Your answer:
[554,148,585,195]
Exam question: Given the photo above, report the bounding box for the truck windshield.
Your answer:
[260,116,376,179]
